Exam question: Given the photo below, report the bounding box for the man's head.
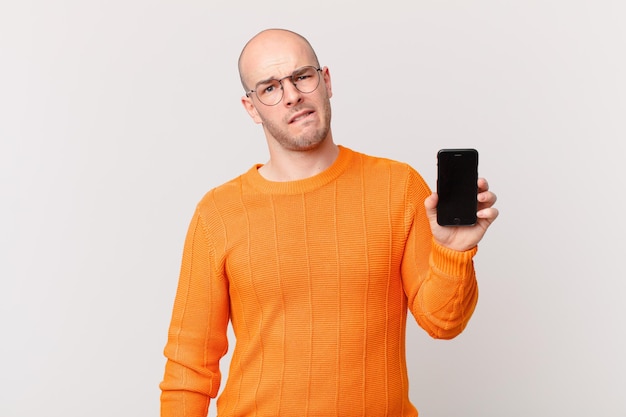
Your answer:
[238,29,333,152]
[238,29,321,92]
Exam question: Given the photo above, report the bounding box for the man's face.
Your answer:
[240,36,333,152]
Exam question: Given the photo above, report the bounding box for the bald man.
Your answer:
[160,28,498,417]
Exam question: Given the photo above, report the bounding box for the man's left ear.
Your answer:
[322,66,333,99]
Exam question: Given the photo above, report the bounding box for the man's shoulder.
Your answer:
[348,147,419,176]
[345,148,430,196]
[197,173,246,204]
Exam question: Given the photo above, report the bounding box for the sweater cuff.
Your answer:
[430,239,477,278]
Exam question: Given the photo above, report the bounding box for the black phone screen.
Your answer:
[436,149,478,226]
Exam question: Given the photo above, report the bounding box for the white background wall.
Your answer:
[2,1,625,416]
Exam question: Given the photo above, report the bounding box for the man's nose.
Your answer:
[281,79,303,106]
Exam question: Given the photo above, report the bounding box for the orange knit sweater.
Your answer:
[160,146,478,417]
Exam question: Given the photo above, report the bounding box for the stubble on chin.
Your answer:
[263,103,332,152]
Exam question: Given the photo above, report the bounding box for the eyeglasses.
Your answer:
[245,66,322,106]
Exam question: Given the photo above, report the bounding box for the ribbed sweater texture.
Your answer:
[160,146,478,417]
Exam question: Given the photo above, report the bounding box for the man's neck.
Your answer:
[259,139,339,182]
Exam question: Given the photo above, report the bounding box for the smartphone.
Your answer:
[436,148,479,226]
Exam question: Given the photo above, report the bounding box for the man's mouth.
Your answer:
[289,111,314,124]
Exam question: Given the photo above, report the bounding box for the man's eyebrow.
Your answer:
[253,66,312,87]
[254,67,303,86]
[255,75,278,85]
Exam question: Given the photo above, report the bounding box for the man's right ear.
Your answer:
[241,96,263,124]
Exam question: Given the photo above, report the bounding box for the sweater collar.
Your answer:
[244,145,354,194]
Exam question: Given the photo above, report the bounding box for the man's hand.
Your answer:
[424,177,499,252]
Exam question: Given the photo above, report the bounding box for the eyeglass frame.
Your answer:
[245,66,323,106]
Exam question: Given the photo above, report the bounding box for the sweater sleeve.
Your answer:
[160,206,230,417]
[401,167,479,339]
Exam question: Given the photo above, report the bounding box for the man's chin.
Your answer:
[285,140,322,152]
[279,137,321,152]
